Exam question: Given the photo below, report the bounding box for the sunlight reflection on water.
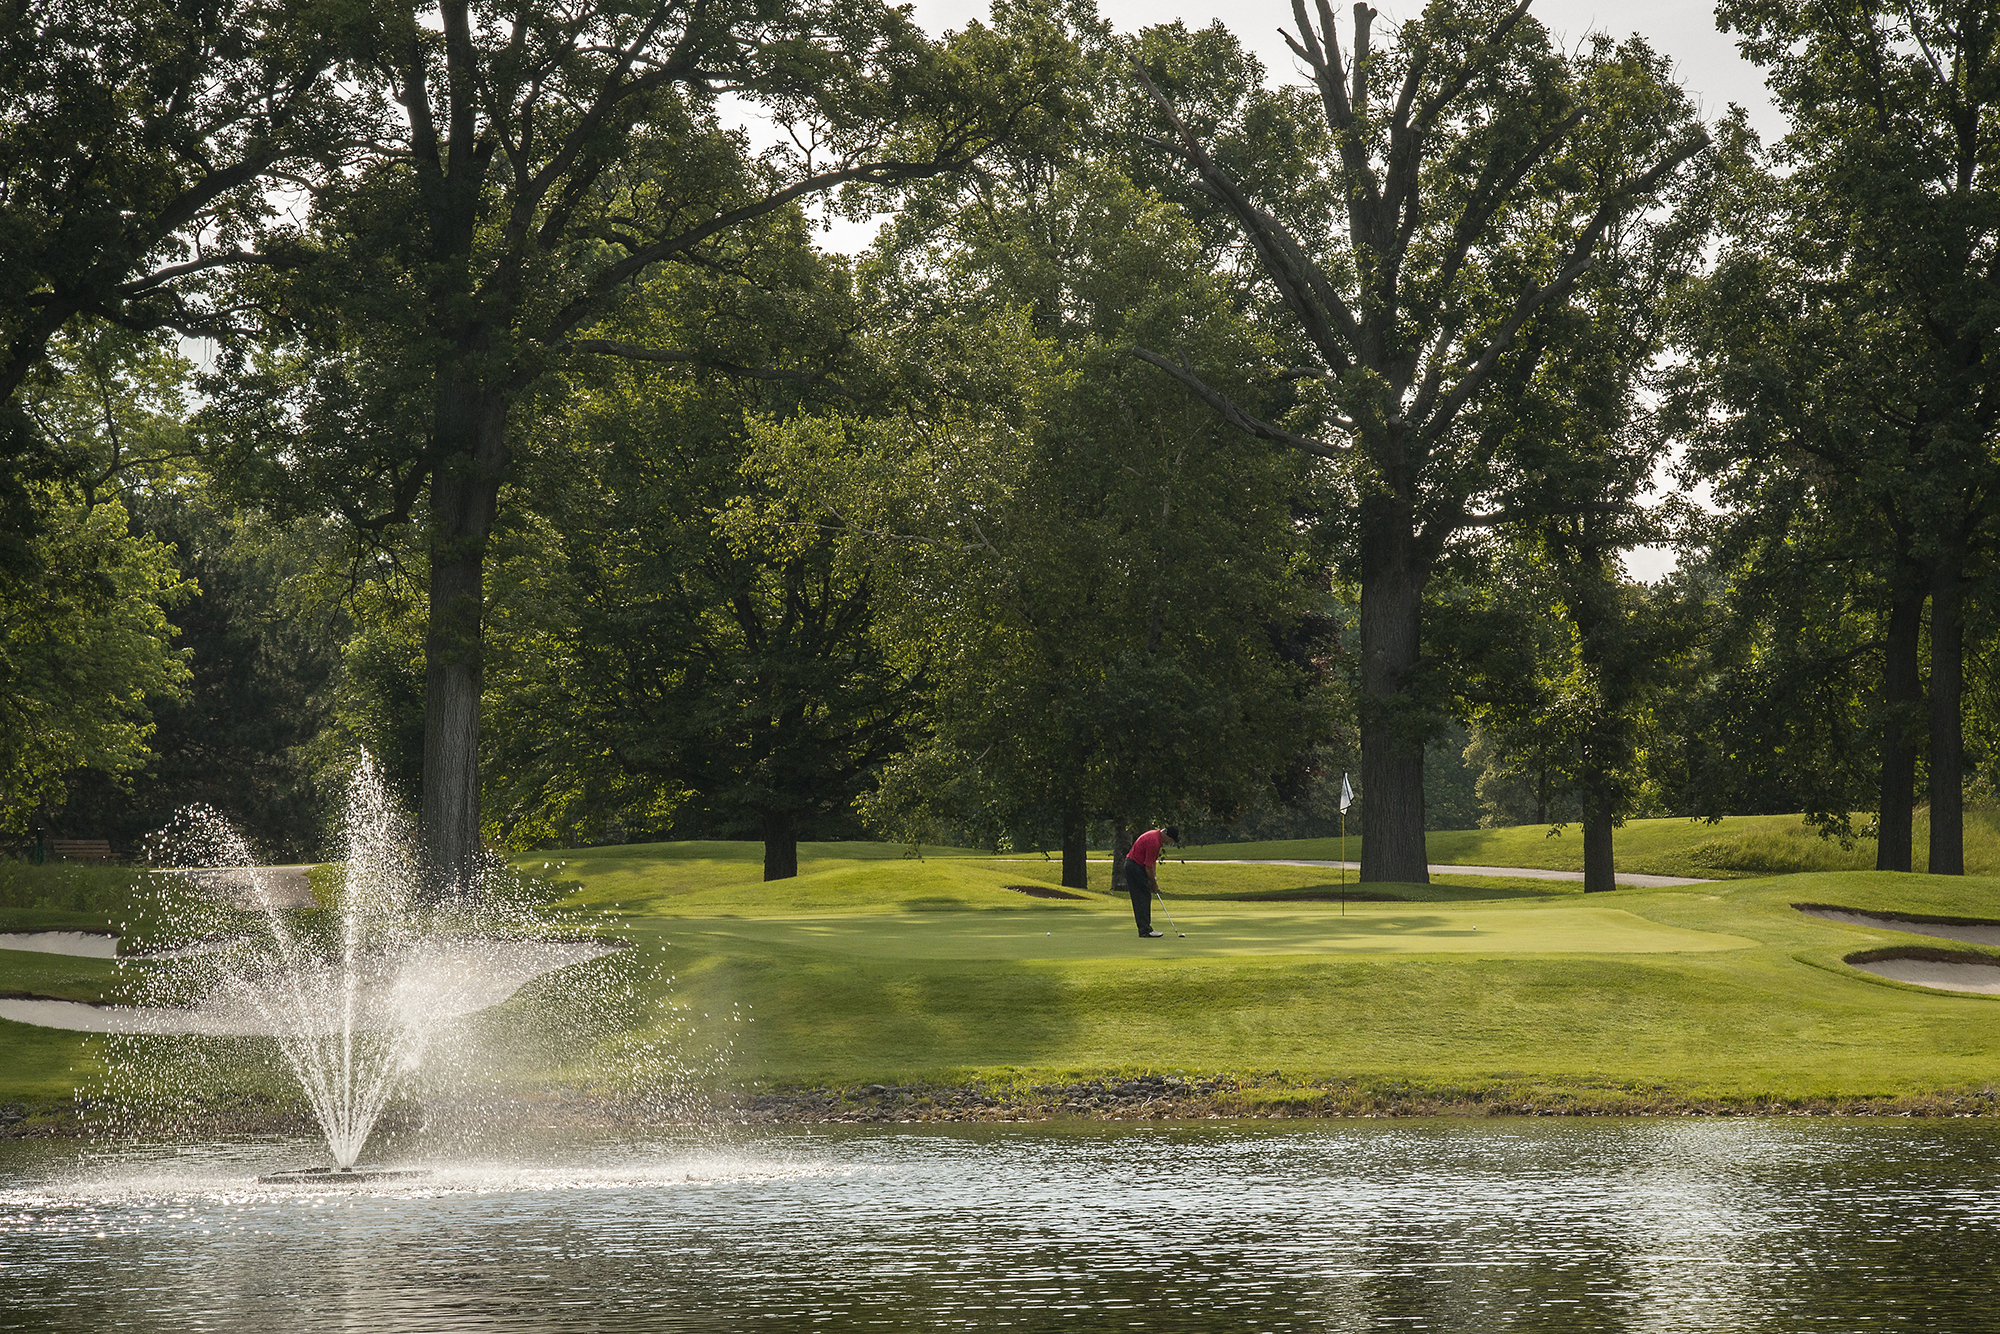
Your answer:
[4,1119,1999,1332]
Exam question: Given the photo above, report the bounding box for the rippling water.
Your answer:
[4,1119,1998,1331]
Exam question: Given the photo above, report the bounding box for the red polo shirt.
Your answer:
[1127,829,1166,868]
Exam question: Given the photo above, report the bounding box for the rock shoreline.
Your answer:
[725,1076,2000,1123]
[9,1077,2000,1140]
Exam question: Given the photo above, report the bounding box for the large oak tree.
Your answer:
[1132,0,1706,881]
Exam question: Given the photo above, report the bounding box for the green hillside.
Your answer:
[3,841,1999,1118]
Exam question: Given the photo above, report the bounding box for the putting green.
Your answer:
[658,900,1757,961]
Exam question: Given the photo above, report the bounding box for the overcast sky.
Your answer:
[904,0,1779,134]
[820,1,1775,250]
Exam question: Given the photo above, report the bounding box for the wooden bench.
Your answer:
[48,838,116,862]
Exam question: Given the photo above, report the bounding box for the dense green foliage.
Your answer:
[0,489,190,840]
[0,0,348,587]
[7,0,2000,908]
[1,328,344,856]
[191,0,1068,895]
[1132,4,1709,882]
[814,38,1340,877]
[1669,1,2000,877]
[480,230,924,876]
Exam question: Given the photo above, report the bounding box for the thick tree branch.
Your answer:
[544,153,978,338]
[1413,134,1709,433]
[1283,0,1385,236]
[1413,108,1589,339]
[1133,345,1347,459]
[1131,65,1358,368]
[116,248,296,296]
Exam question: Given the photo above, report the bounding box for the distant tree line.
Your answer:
[5,0,1999,890]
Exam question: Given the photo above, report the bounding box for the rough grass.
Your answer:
[1179,809,2000,878]
[0,864,242,1107]
[13,840,2000,1117]
[0,861,148,917]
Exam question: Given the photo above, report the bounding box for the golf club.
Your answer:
[1155,889,1185,937]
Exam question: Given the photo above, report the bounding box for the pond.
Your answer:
[3,1118,1998,1331]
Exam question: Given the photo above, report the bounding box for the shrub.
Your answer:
[0,860,151,913]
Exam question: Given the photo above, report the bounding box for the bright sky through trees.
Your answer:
[852,2,1773,585]
[914,1,1779,134]
[821,2,1773,257]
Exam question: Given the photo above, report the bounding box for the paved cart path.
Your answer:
[1002,856,1711,889]
[1192,859,1712,888]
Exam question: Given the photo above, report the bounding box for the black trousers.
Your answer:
[1125,864,1154,932]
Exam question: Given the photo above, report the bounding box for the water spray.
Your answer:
[100,752,631,1182]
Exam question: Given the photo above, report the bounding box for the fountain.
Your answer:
[195,758,428,1177]
[1,753,626,1179]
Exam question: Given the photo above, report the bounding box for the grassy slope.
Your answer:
[1179,808,2000,878]
[522,842,2000,1102]
[0,953,122,1103]
[9,839,2000,1110]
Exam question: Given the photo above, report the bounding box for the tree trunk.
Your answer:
[1581,787,1616,893]
[763,809,799,881]
[1357,537,1428,883]
[1929,558,1965,876]
[1877,571,1925,872]
[1568,560,1619,895]
[418,384,508,902]
[1111,822,1130,893]
[1061,807,1088,890]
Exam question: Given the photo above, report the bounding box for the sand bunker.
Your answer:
[0,931,119,958]
[1796,905,2000,995]
[0,930,253,961]
[1846,952,2000,996]
[0,937,622,1035]
[1797,904,2000,949]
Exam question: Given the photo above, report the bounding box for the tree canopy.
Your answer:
[10,0,2000,895]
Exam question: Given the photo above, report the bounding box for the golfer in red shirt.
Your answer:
[1123,825,1179,937]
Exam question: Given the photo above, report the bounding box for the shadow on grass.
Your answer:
[1178,880,1565,904]
[1195,887,1402,903]
[686,951,1092,1077]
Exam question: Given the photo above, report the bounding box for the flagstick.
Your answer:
[1337,770,1352,916]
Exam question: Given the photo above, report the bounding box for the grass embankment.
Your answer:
[1182,808,2000,879]
[0,862,156,1106]
[7,831,2000,1123]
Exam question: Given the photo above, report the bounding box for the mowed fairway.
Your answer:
[665,901,1753,960]
[515,842,2000,1104]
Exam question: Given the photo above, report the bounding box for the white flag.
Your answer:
[1339,773,1354,814]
